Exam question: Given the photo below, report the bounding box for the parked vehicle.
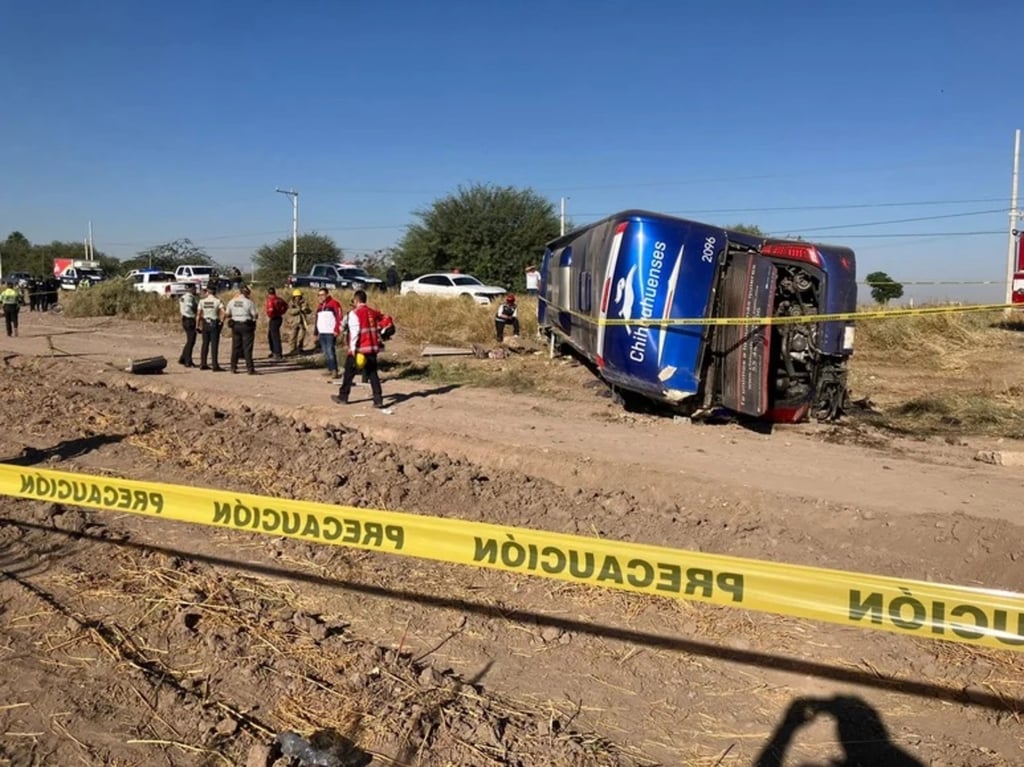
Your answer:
[538,210,857,422]
[129,270,191,297]
[174,264,219,287]
[4,272,35,288]
[53,259,107,290]
[399,273,505,304]
[287,264,386,292]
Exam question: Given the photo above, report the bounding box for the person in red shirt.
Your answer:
[264,287,289,360]
[313,288,344,378]
[332,290,385,408]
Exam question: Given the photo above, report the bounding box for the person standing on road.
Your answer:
[196,285,226,371]
[1,281,22,337]
[288,288,311,355]
[524,264,540,296]
[495,292,520,342]
[333,289,385,408]
[385,264,400,292]
[178,284,199,367]
[264,287,289,361]
[313,288,343,379]
[227,285,258,375]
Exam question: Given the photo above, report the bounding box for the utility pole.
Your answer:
[276,187,299,275]
[1007,129,1021,306]
[560,196,569,236]
[88,221,94,260]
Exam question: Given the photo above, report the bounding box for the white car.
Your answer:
[399,273,505,304]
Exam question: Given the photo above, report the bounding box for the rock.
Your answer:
[419,667,439,687]
[540,626,563,643]
[215,717,238,736]
[245,743,273,767]
[974,450,1024,467]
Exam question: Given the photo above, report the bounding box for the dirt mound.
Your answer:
[1,316,1023,766]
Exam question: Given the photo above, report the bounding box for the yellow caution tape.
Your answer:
[2,464,1022,652]
[540,299,1017,327]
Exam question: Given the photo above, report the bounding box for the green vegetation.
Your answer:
[253,233,343,288]
[123,238,214,273]
[865,271,905,305]
[394,183,560,290]
[2,231,120,279]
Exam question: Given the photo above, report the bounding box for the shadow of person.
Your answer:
[754,695,924,767]
[384,383,461,406]
[2,434,126,466]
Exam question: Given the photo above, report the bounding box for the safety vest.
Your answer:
[351,304,381,354]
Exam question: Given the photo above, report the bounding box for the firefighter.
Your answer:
[288,288,311,355]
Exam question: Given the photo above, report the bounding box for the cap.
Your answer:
[292,288,302,297]
[505,293,516,303]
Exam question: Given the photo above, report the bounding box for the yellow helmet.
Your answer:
[355,352,366,369]
[291,288,302,297]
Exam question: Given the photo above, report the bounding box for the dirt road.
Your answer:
[1,311,1021,766]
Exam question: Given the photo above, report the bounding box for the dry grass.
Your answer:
[849,305,1024,438]
[61,279,181,321]
[854,306,1013,360]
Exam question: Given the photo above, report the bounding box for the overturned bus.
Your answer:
[537,210,857,422]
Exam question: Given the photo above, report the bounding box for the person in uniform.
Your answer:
[227,285,259,374]
[288,288,311,355]
[1,281,22,337]
[196,285,226,371]
[178,284,199,367]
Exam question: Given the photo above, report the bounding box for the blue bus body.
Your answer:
[539,210,857,422]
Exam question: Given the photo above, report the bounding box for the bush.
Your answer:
[61,280,180,321]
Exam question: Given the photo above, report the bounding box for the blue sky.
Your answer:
[1,1,1020,301]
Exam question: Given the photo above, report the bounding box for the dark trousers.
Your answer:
[4,305,19,335]
[267,316,283,358]
[179,317,197,365]
[231,321,255,372]
[200,322,222,369]
[495,317,520,342]
[339,353,382,407]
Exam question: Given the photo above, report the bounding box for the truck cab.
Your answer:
[54,259,106,290]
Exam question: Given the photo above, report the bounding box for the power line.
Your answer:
[94,198,1013,252]
[806,230,1003,239]
[778,208,1006,235]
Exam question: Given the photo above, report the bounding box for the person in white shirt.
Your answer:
[525,265,541,296]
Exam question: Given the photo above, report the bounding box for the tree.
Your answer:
[728,223,767,237]
[865,271,904,305]
[253,232,342,287]
[2,231,34,275]
[395,183,561,289]
[125,238,213,273]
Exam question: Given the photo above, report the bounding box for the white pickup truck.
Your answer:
[129,270,191,297]
[174,264,219,287]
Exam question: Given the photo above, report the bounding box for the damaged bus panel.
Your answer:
[538,210,857,422]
